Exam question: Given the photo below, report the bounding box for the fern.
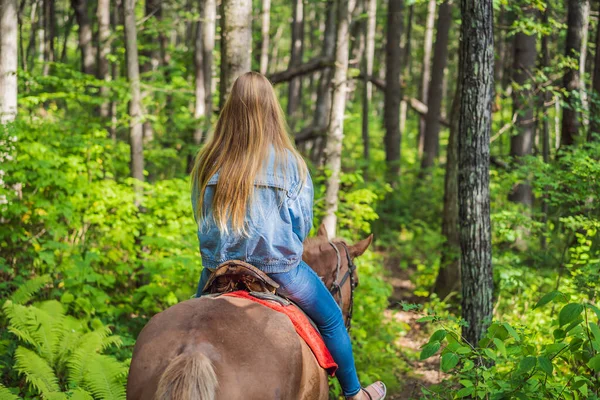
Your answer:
[0,383,19,400]
[68,388,94,400]
[82,354,127,400]
[10,275,51,305]
[14,346,61,395]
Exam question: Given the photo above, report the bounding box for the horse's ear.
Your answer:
[350,234,373,257]
[316,223,328,238]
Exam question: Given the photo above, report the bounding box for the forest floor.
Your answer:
[383,258,448,399]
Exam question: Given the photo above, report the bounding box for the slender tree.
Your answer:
[287,0,304,125]
[97,0,111,118]
[124,0,144,192]
[0,0,18,123]
[384,0,404,184]
[418,0,437,154]
[508,5,537,206]
[193,6,206,148]
[421,1,452,170]
[322,0,355,238]
[361,0,376,162]
[259,0,271,75]
[42,0,55,75]
[459,0,494,345]
[72,0,95,74]
[590,11,600,142]
[220,0,252,107]
[202,0,215,118]
[561,0,589,147]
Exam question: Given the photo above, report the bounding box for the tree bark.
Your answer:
[42,0,55,75]
[361,0,376,162]
[384,0,404,184]
[590,9,600,142]
[26,0,39,72]
[418,0,437,155]
[508,6,537,206]
[259,0,270,75]
[421,1,451,170]
[124,0,144,192]
[220,0,252,107]
[459,0,494,346]
[287,0,304,125]
[561,0,589,147]
[109,0,122,140]
[433,68,461,299]
[202,0,215,119]
[0,0,18,123]
[72,0,95,74]
[97,0,111,118]
[322,0,354,238]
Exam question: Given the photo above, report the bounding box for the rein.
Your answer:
[327,239,357,332]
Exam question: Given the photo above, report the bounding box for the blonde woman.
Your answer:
[191,72,386,400]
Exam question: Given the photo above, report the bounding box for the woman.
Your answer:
[190,72,386,400]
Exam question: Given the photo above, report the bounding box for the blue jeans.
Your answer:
[195,261,362,397]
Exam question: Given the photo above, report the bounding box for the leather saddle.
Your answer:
[202,260,280,295]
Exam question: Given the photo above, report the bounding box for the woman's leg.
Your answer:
[269,261,362,397]
[194,267,212,298]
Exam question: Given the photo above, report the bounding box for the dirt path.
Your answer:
[384,260,447,399]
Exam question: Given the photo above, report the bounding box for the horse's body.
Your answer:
[127,228,372,400]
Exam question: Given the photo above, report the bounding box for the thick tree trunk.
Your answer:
[42,0,55,75]
[322,0,354,238]
[384,0,403,184]
[590,11,600,142]
[508,7,537,206]
[361,0,376,162]
[109,0,122,140]
[561,0,589,147]
[287,0,304,125]
[72,0,95,74]
[403,4,413,78]
[421,1,451,170]
[433,71,461,299]
[124,0,144,191]
[220,0,252,107]
[259,0,270,75]
[459,0,494,346]
[97,0,111,118]
[418,0,437,155]
[0,0,18,123]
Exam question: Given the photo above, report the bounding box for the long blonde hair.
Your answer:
[191,72,307,235]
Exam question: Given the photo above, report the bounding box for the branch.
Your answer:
[269,57,334,84]
[357,73,385,91]
[294,124,328,144]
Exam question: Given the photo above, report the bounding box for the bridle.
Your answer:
[327,239,357,332]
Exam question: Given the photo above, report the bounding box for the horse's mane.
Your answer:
[304,236,347,252]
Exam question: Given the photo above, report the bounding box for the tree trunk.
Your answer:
[259,0,270,75]
[109,0,122,141]
[193,14,206,148]
[26,0,39,72]
[384,0,403,184]
[322,0,354,238]
[421,1,451,170]
[540,4,551,248]
[287,0,304,126]
[72,0,95,74]
[590,10,600,142]
[124,0,144,192]
[361,0,376,162]
[433,69,461,299]
[418,0,437,155]
[202,0,215,118]
[42,0,55,75]
[220,0,252,107]
[561,0,589,147]
[97,0,111,118]
[403,4,413,78]
[508,6,537,206]
[459,0,494,346]
[0,0,18,123]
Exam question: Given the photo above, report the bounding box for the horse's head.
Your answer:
[302,224,373,328]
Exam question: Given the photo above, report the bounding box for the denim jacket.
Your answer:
[191,150,314,274]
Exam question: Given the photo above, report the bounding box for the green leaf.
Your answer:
[518,356,536,374]
[459,380,473,388]
[441,352,459,372]
[559,303,584,327]
[461,359,475,372]
[416,316,435,323]
[503,323,521,341]
[10,275,51,305]
[493,338,507,358]
[430,329,447,343]
[456,346,471,355]
[588,354,600,372]
[0,383,20,400]
[420,341,441,360]
[538,356,553,375]
[457,387,475,398]
[534,290,568,309]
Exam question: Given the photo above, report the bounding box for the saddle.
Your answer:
[202,260,280,295]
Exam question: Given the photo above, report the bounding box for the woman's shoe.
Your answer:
[347,381,387,400]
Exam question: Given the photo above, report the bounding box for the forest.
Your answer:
[0,0,599,398]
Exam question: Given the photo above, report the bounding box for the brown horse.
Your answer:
[126,225,372,400]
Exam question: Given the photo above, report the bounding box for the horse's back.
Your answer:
[127,296,328,400]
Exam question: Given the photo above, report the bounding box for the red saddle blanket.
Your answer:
[223,291,338,376]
